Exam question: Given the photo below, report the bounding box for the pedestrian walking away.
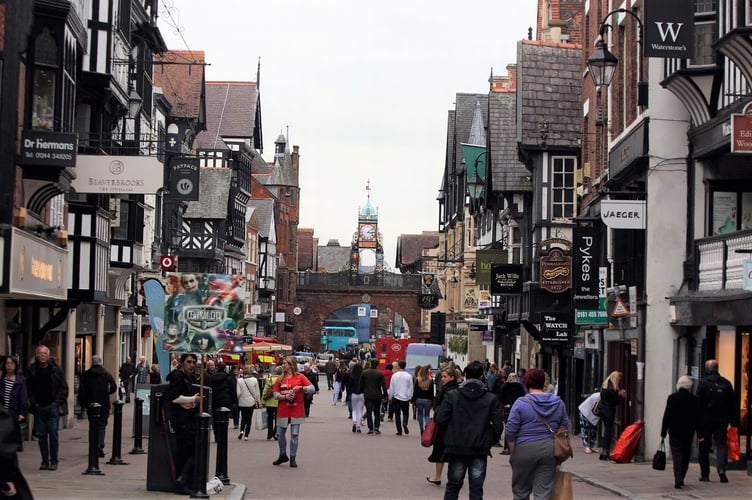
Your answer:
[26,345,68,471]
[272,356,314,468]
[505,368,569,500]
[0,355,29,452]
[696,359,739,484]
[413,364,435,435]
[361,358,388,434]
[660,375,700,489]
[301,363,319,418]
[118,356,135,403]
[236,364,261,441]
[389,360,414,436]
[77,355,117,457]
[434,361,503,500]
[598,370,627,460]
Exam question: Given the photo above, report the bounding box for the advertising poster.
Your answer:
[163,273,246,355]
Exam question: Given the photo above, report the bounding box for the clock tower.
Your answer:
[350,180,384,283]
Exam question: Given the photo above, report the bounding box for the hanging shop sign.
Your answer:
[539,248,572,293]
[600,200,646,229]
[20,130,78,167]
[9,227,68,300]
[73,155,164,194]
[540,312,571,344]
[489,264,523,294]
[731,102,752,154]
[475,249,507,285]
[572,226,600,309]
[643,0,694,58]
[169,156,200,201]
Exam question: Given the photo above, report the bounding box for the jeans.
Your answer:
[277,422,301,457]
[444,455,487,500]
[699,424,729,477]
[392,399,410,433]
[35,404,60,465]
[333,382,342,404]
[365,398,381,431]
[326,373,334,390]
[416,398,433,434]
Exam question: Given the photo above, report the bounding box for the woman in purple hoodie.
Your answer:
[505,368,569,500]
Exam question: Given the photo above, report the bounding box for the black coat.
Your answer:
[696,371,740,427]
[26,359,69,416]
[78,365,117,413]
[661,388,700,438]
[0,374,29,420]
[206,369,233,409]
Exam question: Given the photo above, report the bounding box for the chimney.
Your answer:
[507,64,517,91]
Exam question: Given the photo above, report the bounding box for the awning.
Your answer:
[241,342,292,353]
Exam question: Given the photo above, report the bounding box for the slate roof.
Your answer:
[489,90,531,192]
[453,94,488,172]
[317,241,350,272]
[184,168,232,218]
[516,40,582,149]
[198,81,257,150]
[247,198,275,240]
[396,232,440,267]
[154,51,205,120]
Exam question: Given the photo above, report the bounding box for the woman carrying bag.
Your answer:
[660,375,700,489]
[236,365,261,441]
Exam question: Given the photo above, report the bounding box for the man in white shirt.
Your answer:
[388,360,414,436]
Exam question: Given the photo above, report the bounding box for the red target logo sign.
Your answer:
[160,255,175,271]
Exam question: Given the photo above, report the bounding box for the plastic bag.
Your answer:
[610,421,644,463]
[207,476,223,495]
[727,426,740,461]
[255,407,268,430]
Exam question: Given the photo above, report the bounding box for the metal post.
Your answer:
[83,403,105,475]
[107,400,127,465]
[215,407,230,485]
[191,412,211,499]
[130,397,145,454]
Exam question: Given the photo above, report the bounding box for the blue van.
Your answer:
[404,343,444,375]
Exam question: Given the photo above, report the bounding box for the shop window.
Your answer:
[710,191,752,236]
[551,156,576,220]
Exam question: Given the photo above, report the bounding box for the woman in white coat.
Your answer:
[236,365,261,441]
[578,391,601,454]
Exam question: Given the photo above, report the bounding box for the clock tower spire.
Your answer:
[350,180,384,283]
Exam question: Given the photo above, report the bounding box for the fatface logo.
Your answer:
[176,179,194,196]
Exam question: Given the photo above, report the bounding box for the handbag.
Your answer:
[727,426,740,461]
[551,469,573,500]
[255,407,268,431]
[525,397,573,463]
[591,399,600,416]
[421,419,439,447]
[652,438,666,470]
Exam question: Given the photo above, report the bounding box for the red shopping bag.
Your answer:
[727,426,740,461]
[610,421,644,463]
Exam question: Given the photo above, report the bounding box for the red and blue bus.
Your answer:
[321,326,359,352]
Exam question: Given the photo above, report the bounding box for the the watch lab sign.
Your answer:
[541,312,571,344]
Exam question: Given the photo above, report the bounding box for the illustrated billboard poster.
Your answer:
[163,273,246,354]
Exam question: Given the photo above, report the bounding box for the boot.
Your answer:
[272,453,289,466]
[289,456,297,468]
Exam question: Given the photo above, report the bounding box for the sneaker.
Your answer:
[374,429,381,435]
[395,432,402,436]
[719,473,728,483]
[48,463,58,471]
[367,430,374,435]
[699,476,710,482]
[352,424,356,433]
[238,432,244,440]
[244,436,249,441]
[404,425,409,435]
[356,429,362,433]
[40,463,49,470]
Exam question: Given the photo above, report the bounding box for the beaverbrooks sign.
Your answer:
[644,0,694,58]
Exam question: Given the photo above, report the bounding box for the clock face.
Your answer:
[360,224,376,240]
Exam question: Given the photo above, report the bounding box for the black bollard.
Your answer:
[83,403,105,475]
[129,397,145,455]
[214,407,230,485]
[190,412,211,499]
[107,400,128,465]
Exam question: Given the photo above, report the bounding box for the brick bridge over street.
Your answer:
[292,271,423,349]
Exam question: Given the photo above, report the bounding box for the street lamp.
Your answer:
[586,8,644,90]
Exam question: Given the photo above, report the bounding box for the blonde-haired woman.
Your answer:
[413,365,435,434]
[271,356,314,467]
[599,371,627,460]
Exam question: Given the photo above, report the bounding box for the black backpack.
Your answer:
[706,378,733,413]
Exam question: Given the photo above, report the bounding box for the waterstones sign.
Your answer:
[644,0,694,58]
[20,130,78,167]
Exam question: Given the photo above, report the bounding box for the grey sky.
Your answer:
[158,1,537,268]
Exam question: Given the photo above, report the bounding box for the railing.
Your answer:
[297,271,422,290]
[696,230,752,291]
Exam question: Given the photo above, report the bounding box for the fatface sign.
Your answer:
[20,131,77,167]
[73,155,164,194]
[573,226,600,310]
[9,228,68,300]
[600,200,646,229]
[539,249,572,293]
[541,312,571,344]
[644,0,694,58]
[169,157,200,201]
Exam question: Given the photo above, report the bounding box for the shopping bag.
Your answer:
[652,439,666,470]
[421,419,438,447]
[727,426,740,461]
[551,469,573,500]
[610,420,644,463]
[255,408,267,430]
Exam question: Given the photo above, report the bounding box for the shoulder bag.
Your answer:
[525,396,573,463]
[652,438,666,470]
[421,418,439,447]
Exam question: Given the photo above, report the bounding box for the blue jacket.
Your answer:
[505,393,568,445]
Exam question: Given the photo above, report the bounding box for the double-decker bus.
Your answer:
[321,326,359,352]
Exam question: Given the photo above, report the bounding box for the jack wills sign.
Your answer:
[573,226,600,310]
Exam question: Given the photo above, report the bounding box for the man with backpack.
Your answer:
[696,359,739,483]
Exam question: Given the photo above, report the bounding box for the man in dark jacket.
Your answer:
[435,361,503,500]
[696,359,739,483]
[118,356,135,403]
[78,355,117,457]
[205,360,234,442]
[168,353,201,495]
[26,345,69,471]
[360,358,388,434]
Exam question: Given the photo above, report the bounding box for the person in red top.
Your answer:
[271,356,314,468]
